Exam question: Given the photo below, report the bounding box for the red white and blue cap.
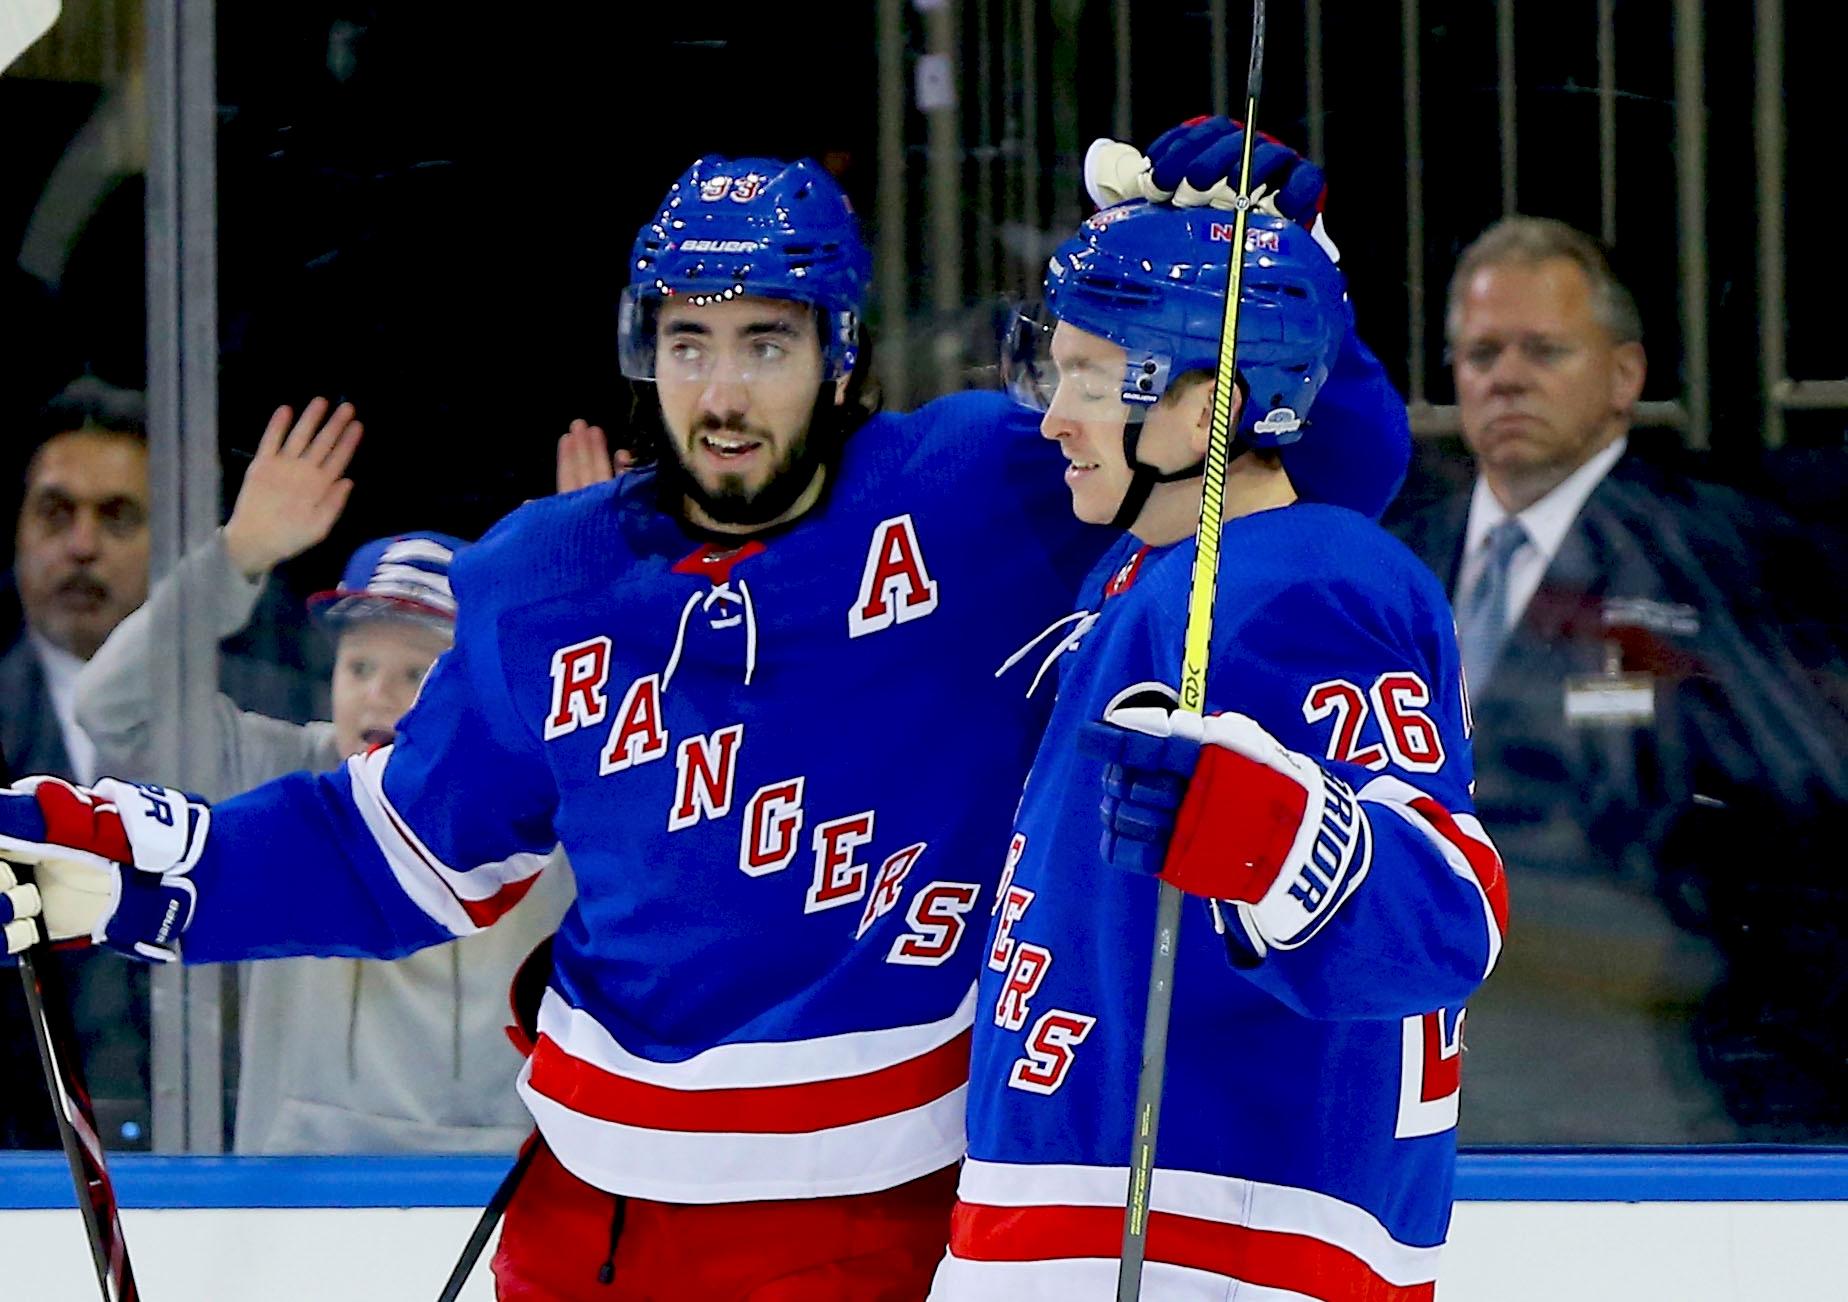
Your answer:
[307,531,466,628]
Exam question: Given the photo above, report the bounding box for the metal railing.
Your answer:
[1756,0,1848,448]
[872,0,1844,452]
[1395,0,1708,442]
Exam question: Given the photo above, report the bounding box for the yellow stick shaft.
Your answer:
[1115,27,1268,1292]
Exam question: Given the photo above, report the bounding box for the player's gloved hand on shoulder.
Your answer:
[1084,116,1339,261]
[0,777,209,962]
[1077,704,1372,960]
[1086,116,1326,220]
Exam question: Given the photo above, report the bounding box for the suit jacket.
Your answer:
[0,636,71,779]
[0,633,152,1152]
[1393,449,1848,1143]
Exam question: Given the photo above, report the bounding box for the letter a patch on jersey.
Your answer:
[600,674,669,775]
[849,514,939,638]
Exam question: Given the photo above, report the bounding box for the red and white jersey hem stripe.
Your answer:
[345,747,552,935]
[532,983,976,1090]
[523,1063,967,1203]
[929,1255,1327,1302]
[932,1159,1441,1302]
[1357,775,1508,976]
[515,984,978,1202]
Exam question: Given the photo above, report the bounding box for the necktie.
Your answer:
[1456,516,1528,691]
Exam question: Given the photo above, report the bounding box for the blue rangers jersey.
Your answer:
[936,505,1508,1300]
[179,390,1093,1201]
[164,326,1409,1205]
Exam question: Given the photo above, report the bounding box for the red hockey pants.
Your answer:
[491,1140,957,1300]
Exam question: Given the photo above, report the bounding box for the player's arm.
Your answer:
[1288,324,1412,523]
[1078,572,1505,1020]
[1082,705,1503,1021]
[3,546,561,964]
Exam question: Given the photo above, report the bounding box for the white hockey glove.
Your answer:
[0,777,209,962]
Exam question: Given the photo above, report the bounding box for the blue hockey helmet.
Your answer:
[1034,204,1350,446]
[620,155,873,382]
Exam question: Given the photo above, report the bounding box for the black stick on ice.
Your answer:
[11,862,142,1301]
[1115,2,1268,1297]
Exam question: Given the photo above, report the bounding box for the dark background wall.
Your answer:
[2,1,1841,614]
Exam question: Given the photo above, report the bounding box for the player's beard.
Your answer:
[668,407,830,530]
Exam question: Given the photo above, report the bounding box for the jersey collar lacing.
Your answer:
[664,542,765,690]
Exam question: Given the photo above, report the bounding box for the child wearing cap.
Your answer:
[73,398,574,1154]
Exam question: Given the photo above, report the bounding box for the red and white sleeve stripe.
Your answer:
[1356,775,1509,976]
[344,746,551,936]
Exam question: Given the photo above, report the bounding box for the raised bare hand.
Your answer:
[556,419,633,495]
[223,398,362,578]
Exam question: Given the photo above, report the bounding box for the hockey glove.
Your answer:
[1084,116,1338,261]
[0,776,209,962]
[1078,705,1371,959]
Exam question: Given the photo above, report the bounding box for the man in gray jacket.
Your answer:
[75,397,574,1153]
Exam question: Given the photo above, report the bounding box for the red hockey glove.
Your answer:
[1079,705,1372,959]
[0,776,209,962]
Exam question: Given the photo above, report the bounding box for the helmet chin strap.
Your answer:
[1108,414,1252,532]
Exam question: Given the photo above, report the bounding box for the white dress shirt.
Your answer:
[1455,436,1629,628]
[29,629,99,783]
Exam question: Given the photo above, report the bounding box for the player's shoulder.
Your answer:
[903,389,1037,440]
[453,477,656,612]
[827,390,1050,522]
[1235,502,1444,595]
[1197,503,1455,649]
[845,391,1040,477]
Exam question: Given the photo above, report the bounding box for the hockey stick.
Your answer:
[435,934,554,1300]
[434,1136,539,1302]
[5,11,135,1299]
[8,862,142,1302]
[1116,3,1267,1298]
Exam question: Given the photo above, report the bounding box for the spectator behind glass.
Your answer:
[74,399,575,1153]
[1391,216,1848,1142]
[0,380,153,1150]
[5,382,150,778]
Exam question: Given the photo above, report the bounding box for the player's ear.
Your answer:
[832,375,849,407]
[1185,380,1237,457]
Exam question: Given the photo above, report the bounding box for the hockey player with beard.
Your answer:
[0,140,1411,1299]
[932,187,1508,1299]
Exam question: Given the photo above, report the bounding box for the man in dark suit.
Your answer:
[1391,217,1848,1143]
[0,637,72,777]
[1,386,153,1150]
